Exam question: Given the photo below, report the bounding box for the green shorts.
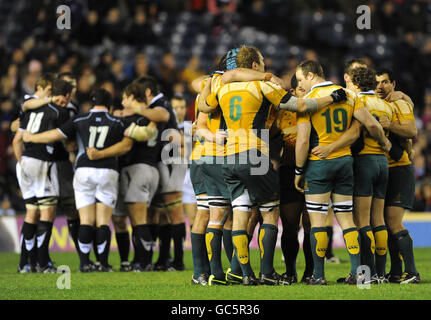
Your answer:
[385,164,415,209]
[280,165,305,205]
[190,160,206,196]
[200,156,230,199]
[354,154,388,199]
[304,156,353,196]
[222,151,279,206]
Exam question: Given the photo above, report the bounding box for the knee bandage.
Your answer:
[25,197,39,210]
[259,200,279,212]
[231,189,253,212]
[38,196,58,210]
[306,201,329,214]
[332,200,353,214]
[196,195,209,211]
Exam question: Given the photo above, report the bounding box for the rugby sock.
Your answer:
[303,231,314,276]
[191,232,206,278]
[131,227,139,264]
[36,221,53,269]
[96,225,111,267]
[310,227,327,279]
[134,225,153,266]
[359,226,376,275]
[148,223,159,262]
[373,225,388,277]
[259,224,278,276]
[93,227,100,262]
[78,225,94,266]
[230,250,243,276]
[115,231,130,263]
[395,230,418,274]
[203,236,211,275]
[222,228,233,263]
[67,219,81,254]
[388,232,403,276]
[206,228,224,279]
[19,222,37,268]
[156,224,172,266]
[281,230,299,276]
[343,228,361,276]
[172,223,186,267]
[325,226,334,258]
[232,230,254,277]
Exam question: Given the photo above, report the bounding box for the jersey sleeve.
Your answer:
[353,96,365,112]
[58,117,76,139]
[391,100,414,121]
[259,81,290,107]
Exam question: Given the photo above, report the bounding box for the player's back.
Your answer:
[300,81,356,160]
[72,110,125,170]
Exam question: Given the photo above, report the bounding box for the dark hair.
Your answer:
[91,88,113,107]
[172,92,185,101]
[350,67,377,92]
[124,82,147,103]
[52,79,74,96]
[376,68,395,83]
[35,73,55,91]
[290,74,298,89]
[134,75,160,96]
[296,60,325,78]
[344,58,367,74]
[57,72,76,81]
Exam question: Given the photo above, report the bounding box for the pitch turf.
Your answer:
[0,248,430,300]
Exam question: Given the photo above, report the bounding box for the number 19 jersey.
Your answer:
[58,109,126,171]
[297,81,360,160]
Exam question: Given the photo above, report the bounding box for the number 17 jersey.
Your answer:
[297,81,361,160]
[58,109,126,171]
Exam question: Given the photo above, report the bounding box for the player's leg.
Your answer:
[37,202,57,272]
[191,194,210,284]
[222,211,233,264]
[151,201,171,270]
[77,203,96,271]
[324,208,341,263]
[18,201,39,272]
[301,210,314,282]
[370,198,388,281]
[112,215,131,271]
[95,202,114,271]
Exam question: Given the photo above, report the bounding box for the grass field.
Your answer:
[1,248,430,300]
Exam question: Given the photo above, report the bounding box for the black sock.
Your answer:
[131,227,139,265]
[67,219,80,255]
[172,223,186,267]
[325,226,334,258]
[281,230,299,276]
[19,222,37,268]
[359,226,376,275]
[395,229,418,274]
[96,225,111,267]
[148,223,158,263]
[116,231,130,263]
[222,228,233,263]
[92,226,100,263]
[388,232,403,276]
[156,224,172,266]
[78,225,94,266]
[36,221,53,269]
[134,224,153,266]
[303,231,313,276]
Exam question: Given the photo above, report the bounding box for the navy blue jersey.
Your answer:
[20,103,69,161]
[58,109,125,171]
[119,114,158,168]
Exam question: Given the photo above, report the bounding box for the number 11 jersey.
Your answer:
[58,109,126,171]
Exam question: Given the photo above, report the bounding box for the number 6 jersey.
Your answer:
[58,109,126,171]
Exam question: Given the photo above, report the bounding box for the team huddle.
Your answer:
[12,44,421,286]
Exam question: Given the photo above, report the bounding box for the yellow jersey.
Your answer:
[355,91,394,156]
[385,99,415,167]
[215,80,288,156]
[201,73,227,157]
[190,79,207,161]
[297,81,360,160]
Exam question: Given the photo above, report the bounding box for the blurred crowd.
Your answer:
[0,0,431,214]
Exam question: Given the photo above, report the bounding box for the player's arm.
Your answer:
[294,122,311,193]
[379,116,417,139]
[353,107,389,149]
[311,120,362,159]
[12,129,24,162]
[132,106,170,123]
[279,89,347,113]
[191,75,210,93]
[124,122,157,141]
[10,118,20,133]
[221,68,285,88]
[197,79,218,114]
[384,91,414,107]
[23,128,65,144]
[86,137,134,160]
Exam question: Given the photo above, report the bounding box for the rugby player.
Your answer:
[23,89,134,272]
[294,60,390,285]
[14,78,73,273]
[199,46,347,285]
[375,68,420,284]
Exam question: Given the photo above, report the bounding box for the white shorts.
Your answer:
[16,156,59,200]
[113,163,160,217]
[182,168,196,204]
[73,167,119,209]
[157,161,187,194]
